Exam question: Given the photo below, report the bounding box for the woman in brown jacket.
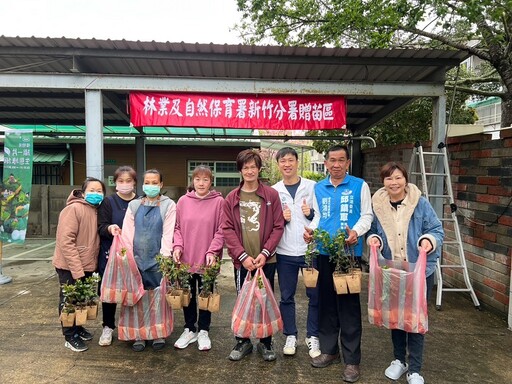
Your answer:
[52,177,106,352]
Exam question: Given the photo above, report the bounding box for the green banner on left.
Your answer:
[1,129,33,243]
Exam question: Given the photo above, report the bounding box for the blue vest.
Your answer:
[315,175,364,256]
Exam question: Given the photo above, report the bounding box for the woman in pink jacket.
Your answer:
[172,165,224,351]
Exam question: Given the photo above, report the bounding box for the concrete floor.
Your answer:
[0,238,511,384]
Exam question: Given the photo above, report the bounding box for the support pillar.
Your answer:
[431,95,447,217]
[135,136,146,196]
[85,90,104,180]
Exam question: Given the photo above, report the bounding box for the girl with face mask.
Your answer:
[96,166,137,347]
[119,169,177,352]
[52,177,106,353]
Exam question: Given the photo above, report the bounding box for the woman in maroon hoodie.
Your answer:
[172,165,224,351]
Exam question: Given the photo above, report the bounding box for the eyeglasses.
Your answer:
[241,165,259,172]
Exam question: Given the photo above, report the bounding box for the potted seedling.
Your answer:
[73,279,90,325]
[199,259,221,312]
[157,254,183,310]
[177,262,193,307]
[314,228,361,294]
[303,233,319,288]
[84,273,101,320]
[60,283,77,326]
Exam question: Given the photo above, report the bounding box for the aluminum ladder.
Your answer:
[408,141,480,310]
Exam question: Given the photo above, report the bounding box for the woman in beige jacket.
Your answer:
[52,177,105,353]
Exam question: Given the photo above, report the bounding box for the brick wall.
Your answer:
[362,132,512,315]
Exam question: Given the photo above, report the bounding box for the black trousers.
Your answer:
[56,268,93,338]
[182,273,212,332]
[317,255,362,365]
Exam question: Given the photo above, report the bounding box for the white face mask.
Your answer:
[116,183,134,195]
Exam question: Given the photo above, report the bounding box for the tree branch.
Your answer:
[450,77,502,85]
[445,85,505,98]
[402,26,491,61]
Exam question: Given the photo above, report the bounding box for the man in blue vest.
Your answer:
[304,145,373,383]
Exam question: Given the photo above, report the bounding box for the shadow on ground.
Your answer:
[0,256,511,384]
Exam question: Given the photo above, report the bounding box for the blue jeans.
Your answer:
[276,254,319,338]
[391,273,435,374]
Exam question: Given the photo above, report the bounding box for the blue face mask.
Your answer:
[143,185,161,198]
[85,192,104,205]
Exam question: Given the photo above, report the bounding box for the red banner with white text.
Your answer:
[129,92,346,130]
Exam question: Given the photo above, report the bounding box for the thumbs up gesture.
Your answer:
[345,224,358,246]
[283,203,292,222]
[301,198,311,217]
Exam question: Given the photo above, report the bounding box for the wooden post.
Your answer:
[0,241,13,284]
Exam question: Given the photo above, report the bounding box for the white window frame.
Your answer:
[187,160,240,187]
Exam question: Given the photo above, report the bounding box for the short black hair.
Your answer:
[81,177,106,195]
[276,147,298,161]
[325,144,350,159]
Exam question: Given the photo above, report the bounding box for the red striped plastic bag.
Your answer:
[118,278,173,341]
[368,245,428,334]
[231,268,283,339]
[100,235,145,306]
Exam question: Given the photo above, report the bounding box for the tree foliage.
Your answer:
[236,0,512,127]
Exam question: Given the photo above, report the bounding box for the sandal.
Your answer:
[152,338,166,351]
[132,340,146,352]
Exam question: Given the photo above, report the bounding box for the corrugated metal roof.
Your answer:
[0,36,469,135]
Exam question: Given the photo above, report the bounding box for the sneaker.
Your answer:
[65,335,88,352]
[256,342,276,362]
[98,326,114,346]
[385,359,408,380]
[283,335,297,356]
[174,328,198,349]
[152,338,166,351]
[197,330,211,351]
[305,336,321,358]
[228,340,253,361]
[132,340,146,352]
[76,327,93,341]
[407,373,425,384]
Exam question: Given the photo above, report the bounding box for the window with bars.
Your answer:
[32,164,63,185]
[188,161,240,187]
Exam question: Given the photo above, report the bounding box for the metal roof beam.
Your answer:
[0,73,446,96]
[0,91,84,99]
[0,118,124,125]
[102,91,130,124]
[351,98,417,135]
[0,46,464,67]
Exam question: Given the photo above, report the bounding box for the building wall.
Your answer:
[362,132,512,316]
[28,143,249,237]
[68,144,247,187]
